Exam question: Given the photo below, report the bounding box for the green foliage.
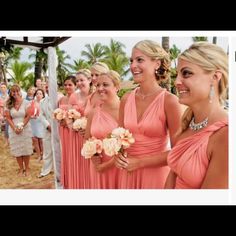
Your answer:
[118,88,133,98]
[192,37,208,42]
[9,61,33,90]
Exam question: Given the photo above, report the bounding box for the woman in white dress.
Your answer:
[5,84,33,177]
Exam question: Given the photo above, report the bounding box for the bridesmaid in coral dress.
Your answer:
[67,69,92,188]
[84,70,121,189]
[58,75,76,189]
[115,40,182,189]
[83,62,110,116]
[166,42,228,189]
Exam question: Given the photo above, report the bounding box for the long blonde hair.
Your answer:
[179,42,228,132]
[133,40,171,82]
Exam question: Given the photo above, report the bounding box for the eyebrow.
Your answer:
[180,67,191,72]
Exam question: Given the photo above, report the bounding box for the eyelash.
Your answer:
[182,70,193,78]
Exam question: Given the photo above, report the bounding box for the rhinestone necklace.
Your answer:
[189,117,208,131]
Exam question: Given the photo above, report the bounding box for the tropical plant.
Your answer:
[81,43,106,64]
[192,37,208,42]
[70,59,90,73]
[9,61,33,90]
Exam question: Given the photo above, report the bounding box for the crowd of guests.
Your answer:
[0,40,228,189]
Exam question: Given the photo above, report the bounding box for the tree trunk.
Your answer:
[34,51,43,86]
[161,37,170,91]
[213,37,217,44]
[162,37,169,52]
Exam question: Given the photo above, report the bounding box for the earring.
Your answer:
[209,84,214,103]
[155,68,158,75]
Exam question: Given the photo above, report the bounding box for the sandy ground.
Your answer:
[0,134,56,189]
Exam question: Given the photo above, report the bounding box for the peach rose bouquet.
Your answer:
[81,137,103,159]
[103,127,135,157]
[72,116,87,131]
[52,108,66,121]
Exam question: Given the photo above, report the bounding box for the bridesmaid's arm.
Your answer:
[24,104,32,127]
[124,150,170,172]
[118,92,130,127]
[164,170,177,189]
[84,110,94,140]
[164,93,182,147]
[92,156,115,173]
[4,110,16,131]
[201,126,228,189]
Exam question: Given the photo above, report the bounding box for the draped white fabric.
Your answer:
[47,47,62,188]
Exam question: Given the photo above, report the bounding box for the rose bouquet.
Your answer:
[103,127,135,157]
[67,109,81,120]
[52,108,66,121]
[15,122,24,130]
[81,137,103,159]
[72,116,87,131]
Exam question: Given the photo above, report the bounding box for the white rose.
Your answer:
[81,138,103,159]
[103,137,122,157]
[67,109,81,120]
[16,122,24,130]
[72,117,87,130]
[111,127,127,138]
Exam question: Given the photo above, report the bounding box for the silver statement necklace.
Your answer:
[189,117,208,131]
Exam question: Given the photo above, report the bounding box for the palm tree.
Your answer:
[9,61,33,90]
[102,54,129,80]
[81,43,106,64]
[70,59,90,73]
[192,37,208,42]
[28,49,47,84]
[0,46,23,85]
[56,46,71,87]
[103,39,126,57]
[161,37,170,91]
[170,44,181,69]
[102,39,130,78]
[5,47,23,66]
[169,44,181,94]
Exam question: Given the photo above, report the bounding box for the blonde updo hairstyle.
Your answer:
[99,70,121,90]
[91,62,109,74]
[179,42,228,133]
[133,40,171,82]
[76,68,93,93]
[76,68,91,79]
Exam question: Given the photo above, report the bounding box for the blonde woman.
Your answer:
[84,70,121,188]
[165,42,228,189]
[84,62,110,115]
[115,40,182,189]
